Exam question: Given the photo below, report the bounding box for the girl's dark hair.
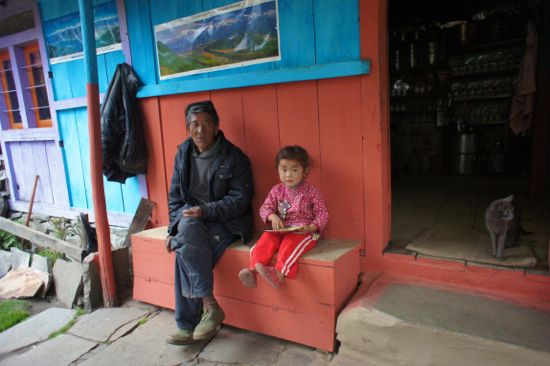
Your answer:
[275,146,310,169]
[185,100,219,128]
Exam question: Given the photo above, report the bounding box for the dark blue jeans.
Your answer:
[171,213,237,331]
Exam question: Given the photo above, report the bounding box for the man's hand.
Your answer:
[183,206,203,218]
[268,214,284,230]
[164,235,173,253]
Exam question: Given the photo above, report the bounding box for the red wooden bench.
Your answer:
[131,226,360,351]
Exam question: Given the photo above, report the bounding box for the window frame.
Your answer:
[0,49,23,129]
[22,42,52,128]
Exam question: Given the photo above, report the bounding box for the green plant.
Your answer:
[36,249,63,263]
[48,307,85,339]
[49,217,80,241]
[0,299,31,332]
[137,317,148,326]
[0,230,21,251]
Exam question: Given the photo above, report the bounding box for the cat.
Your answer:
[485,195,522,259]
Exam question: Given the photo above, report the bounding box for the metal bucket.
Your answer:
[447,133,479,175]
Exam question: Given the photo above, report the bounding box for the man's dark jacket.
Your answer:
[167,130,254,244]
[101,62,147,183]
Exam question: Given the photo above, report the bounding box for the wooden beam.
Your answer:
[0,217,83,260]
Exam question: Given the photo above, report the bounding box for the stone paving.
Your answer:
[0,300,369,366]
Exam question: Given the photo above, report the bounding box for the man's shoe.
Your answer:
[166,328,194,345]
[193,306,225,340]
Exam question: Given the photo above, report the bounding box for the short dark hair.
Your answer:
[185,100,219,128]
[275,146,310,170]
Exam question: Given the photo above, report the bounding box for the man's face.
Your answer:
[187,112,219,153]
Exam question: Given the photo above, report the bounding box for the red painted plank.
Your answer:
[131,239,175,283]
[241,85,280,229]
[217,295,336,352]
[211,89,246,152]
[360,0,391,261]
[333,245,361,308]
[160,92,210,194]
[276,81,322,188]
[133,277,175,309]
[318,77,364,240]
[139,97,169,226]
[214,252,337,309]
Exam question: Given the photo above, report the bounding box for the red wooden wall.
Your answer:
[139,77,368,245]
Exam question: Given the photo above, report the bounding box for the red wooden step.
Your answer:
[132,226,360,351]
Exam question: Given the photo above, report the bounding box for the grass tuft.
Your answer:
[48,307,85,339]
[0,299,31,332]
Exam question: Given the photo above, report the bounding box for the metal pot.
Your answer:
[450,133,479,154]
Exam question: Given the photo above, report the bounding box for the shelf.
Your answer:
[450,67,519,78]
[391,94,438,100]
[391,64,443,74]
[452,94,512,102]
[447,38,525,55]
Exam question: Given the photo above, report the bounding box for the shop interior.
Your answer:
[387,0,549,273]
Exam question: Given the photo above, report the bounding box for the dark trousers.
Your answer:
[171,213,237,331]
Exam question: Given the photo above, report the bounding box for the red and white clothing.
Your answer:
[251,181,329,279]
[259,181,329,232]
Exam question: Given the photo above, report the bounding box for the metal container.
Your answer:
[449,153,478,175]
[450,132,478,154]
[447,132,479,175]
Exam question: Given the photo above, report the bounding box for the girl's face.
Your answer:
[278,159,306,188]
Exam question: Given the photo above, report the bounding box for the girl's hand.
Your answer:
[268,214,284,230]
[306,224,318,233]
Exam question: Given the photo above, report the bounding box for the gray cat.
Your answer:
[485,195,522,259]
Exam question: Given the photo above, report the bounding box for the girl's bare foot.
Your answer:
[238,268,257,288]
[255,263,281,289]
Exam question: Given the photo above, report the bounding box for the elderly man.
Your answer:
[164,100,254,345]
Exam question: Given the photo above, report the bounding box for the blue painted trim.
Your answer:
[137,59,371,98]
[78,0,98,85]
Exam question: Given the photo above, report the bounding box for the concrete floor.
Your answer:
[389,174,550,273]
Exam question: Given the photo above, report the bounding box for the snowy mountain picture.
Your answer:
[44,0,121,64]
[155,0,280,79]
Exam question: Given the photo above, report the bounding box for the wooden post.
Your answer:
[78,0,117,307]
[21,175,39,250]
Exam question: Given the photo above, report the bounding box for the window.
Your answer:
[23,43,51,127]
[0,50,22,129]
[0,42,52,129]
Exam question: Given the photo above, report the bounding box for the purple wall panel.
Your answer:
[29,141,54,204]
[8,142,30,201]
[8,140,59,205]
[18,141,41,202]
[45,140,69,207]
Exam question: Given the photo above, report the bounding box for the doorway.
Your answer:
[387,0,549,273]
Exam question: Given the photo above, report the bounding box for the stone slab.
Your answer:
[69,307,150,342]
[336,280,550,366]
[77,310,204,366]
[200,327,331,366]
[0,267,50,299]
[0,307,75,356]
[0,334,97,366]
[0,249,11,278]
[52,259,82,307]
[81,254,102,312]
[10,247,30,269]
[31,254,53,274]
[375,284,550,354]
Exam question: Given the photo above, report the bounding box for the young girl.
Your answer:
[238,146,329,289]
